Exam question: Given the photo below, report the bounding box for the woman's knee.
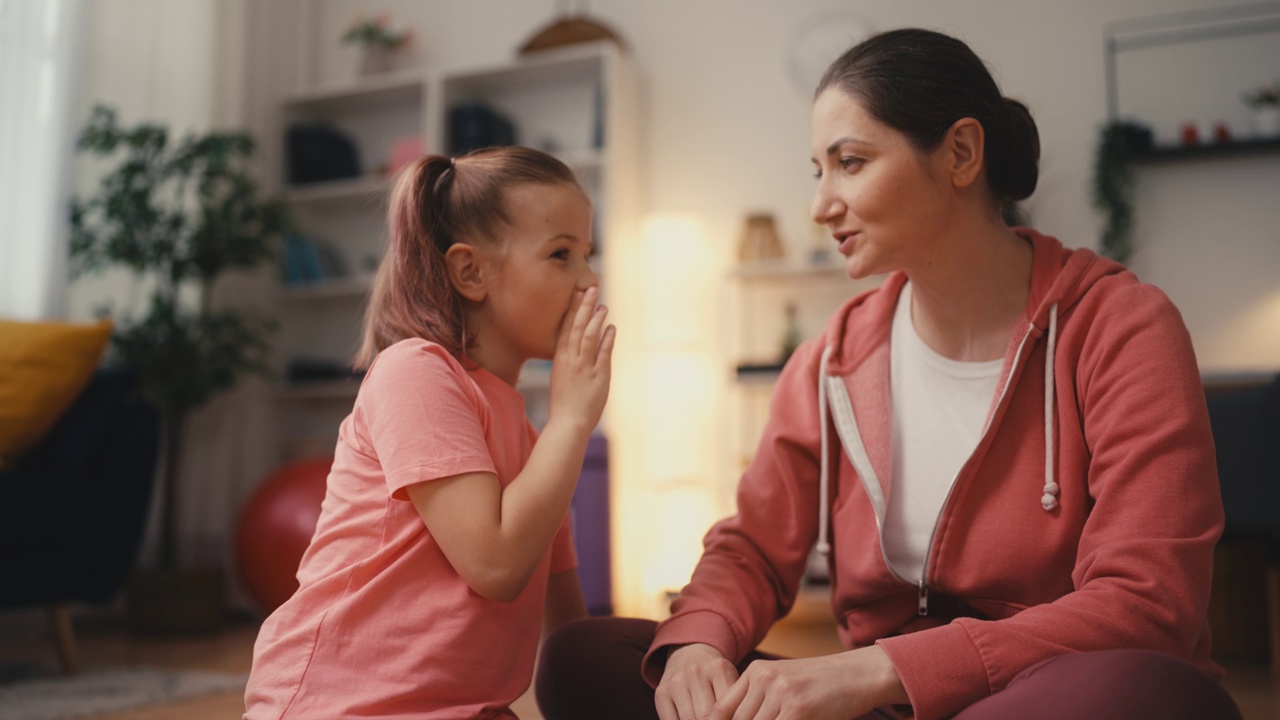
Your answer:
[959,649,1240,720]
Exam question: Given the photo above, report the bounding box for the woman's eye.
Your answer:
[840,156,864,171]
[550,249,570,261]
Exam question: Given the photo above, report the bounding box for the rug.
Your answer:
[0,662,247,720]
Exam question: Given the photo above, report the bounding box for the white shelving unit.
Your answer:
[273,41,640,460]
[722,255,878,484]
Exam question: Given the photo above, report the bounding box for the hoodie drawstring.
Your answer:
[815,303,1060,558]
[1041,304,1060,512]
[816,345,834,555]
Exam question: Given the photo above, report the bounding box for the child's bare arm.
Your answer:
[406,288,614,601]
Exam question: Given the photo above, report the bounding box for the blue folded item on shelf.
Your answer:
[282,235,325,284]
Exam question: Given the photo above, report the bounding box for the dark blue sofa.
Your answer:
[0,367,159,670]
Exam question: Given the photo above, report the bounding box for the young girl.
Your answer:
[244,146,614,719]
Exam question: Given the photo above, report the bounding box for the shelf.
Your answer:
[285,176,390,204]
[1132,136,1280,163]
[283,69,428,112]
[280,275,373,302]
[558,148,605,173]
[730,256,847,280]
[735,363,784,384]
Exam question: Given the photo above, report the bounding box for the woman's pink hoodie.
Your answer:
[644,230,1223,720]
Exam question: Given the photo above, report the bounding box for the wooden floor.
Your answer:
[1,602,1277,720]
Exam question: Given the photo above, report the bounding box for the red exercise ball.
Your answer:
[235,457,332,614]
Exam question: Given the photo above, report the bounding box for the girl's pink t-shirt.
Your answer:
[244,339,576,720]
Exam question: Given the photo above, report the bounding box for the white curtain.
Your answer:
[0,0,86,320]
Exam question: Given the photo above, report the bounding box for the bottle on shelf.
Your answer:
[780,302,802,364]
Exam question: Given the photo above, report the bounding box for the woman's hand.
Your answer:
[549,286,615,432]
[709,646,906,720]
[655,643,739,720]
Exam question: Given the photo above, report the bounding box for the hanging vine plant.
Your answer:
[1091,120,1151,265]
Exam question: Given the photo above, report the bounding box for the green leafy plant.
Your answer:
[1243,80,1280,108]
[1091,120,1148,265]
[342,14,413,50]
[69,105,291,570]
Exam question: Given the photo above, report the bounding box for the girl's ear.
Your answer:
[944,117,985,189]
[445,244,487,302]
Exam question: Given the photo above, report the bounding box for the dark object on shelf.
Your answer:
[447,103,516,156]
[518,7,627,55]
[780,303,802,364]
[736,363,786,381]
[286,123,361,185]
[0,368,160,668]
[287,358,366,383]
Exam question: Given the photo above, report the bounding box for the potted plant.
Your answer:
[1243,80,1280,138]
[1091,120,1152,265]
[342,13,413,75]
[68,105,291,633]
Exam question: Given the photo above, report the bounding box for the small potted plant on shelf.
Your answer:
[1243,80,1280,139]
[343,13,413,75]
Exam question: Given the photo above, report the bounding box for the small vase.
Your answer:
[738,213,785,263]
[1252,106,1280,139]
[360,45,393,76]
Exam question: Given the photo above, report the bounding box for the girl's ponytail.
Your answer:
[355,155,462,368]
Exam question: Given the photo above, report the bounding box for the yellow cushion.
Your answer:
[0,318,113,468]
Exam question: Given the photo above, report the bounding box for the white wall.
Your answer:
[289,0,1278,373]
[75,0,1278,609]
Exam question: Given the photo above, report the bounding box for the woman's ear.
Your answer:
[445,244,487,302]
[944,117,985,189]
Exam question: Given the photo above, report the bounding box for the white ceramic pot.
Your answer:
[360,45,393,75]
[1252,106,1280,139]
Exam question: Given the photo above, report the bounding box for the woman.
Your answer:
[537,29,1239,720]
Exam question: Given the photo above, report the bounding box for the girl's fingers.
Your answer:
[597,324,616,365]
[567,287,597,356]
[557,289,586,354]
[581,303,608,355]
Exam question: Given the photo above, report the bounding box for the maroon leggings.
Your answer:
[535,617,1241,720]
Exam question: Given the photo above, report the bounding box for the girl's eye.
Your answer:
[550,249,570,261]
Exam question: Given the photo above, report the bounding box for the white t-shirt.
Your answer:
[885,283,1002,582]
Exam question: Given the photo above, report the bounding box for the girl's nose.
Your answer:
[577,263,600,291]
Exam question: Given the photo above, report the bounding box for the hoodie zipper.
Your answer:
[916,323,1037,616]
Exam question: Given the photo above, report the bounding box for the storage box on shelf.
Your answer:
[272,42,639,460]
